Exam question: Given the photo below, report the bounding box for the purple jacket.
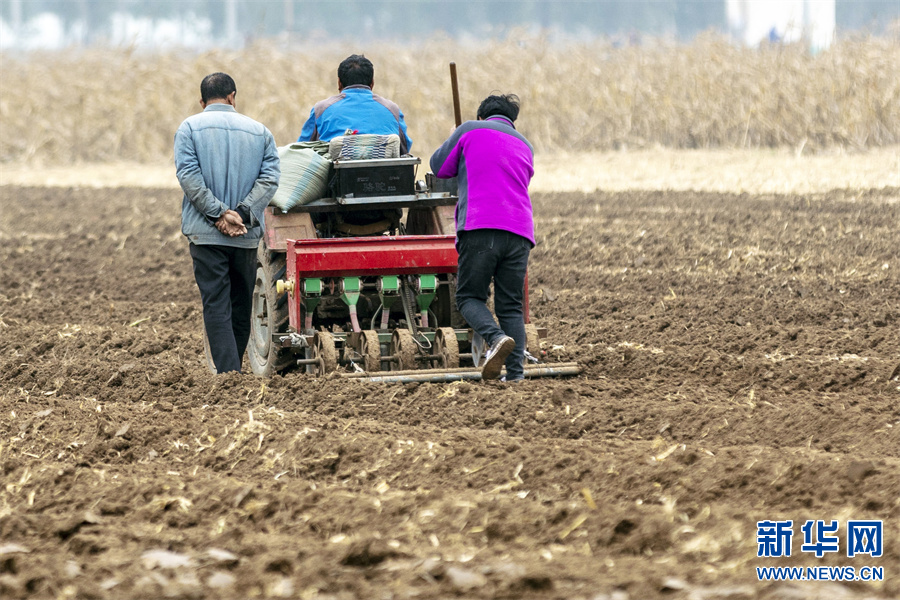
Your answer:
[429,116,535,246]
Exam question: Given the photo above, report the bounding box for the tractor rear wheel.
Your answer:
[248,248,294,377]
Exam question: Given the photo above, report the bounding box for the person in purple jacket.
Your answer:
[430,94,535,381]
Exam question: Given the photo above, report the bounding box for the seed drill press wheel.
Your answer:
[434,327,460,369]
[359,330,382,372]
[313,331,337,375]
[390,329,417,371]
[248,247,293,377]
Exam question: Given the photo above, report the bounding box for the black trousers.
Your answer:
[455,229,531,379]
[189,243,256,374]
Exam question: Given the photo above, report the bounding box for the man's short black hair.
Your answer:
[338,54,374,88]
[476,93,521,122]
[201,72,236,103]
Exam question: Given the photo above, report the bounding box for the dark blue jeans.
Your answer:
[189,243,256,374]
[456,229,531,379]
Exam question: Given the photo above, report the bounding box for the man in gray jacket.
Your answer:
[175,72,280,373]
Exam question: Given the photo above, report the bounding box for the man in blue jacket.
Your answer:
[175,72,280,374]
[430,94,534,381]
[298,54,412,154]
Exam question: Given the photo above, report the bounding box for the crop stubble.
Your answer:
[0,183,898,599]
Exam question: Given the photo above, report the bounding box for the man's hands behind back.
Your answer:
[215,210,247,237]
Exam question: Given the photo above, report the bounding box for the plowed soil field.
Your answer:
[1,184,898,600]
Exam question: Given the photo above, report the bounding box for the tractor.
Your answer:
[203,66,580,382]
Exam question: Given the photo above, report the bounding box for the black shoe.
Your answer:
[482,336,515,380]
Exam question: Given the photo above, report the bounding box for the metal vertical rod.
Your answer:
[449,62,462,127]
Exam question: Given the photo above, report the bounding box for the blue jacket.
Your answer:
[175,104,280,248]
[297,85,412,154]
[430,116,534,246]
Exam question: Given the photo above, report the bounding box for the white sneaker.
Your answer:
[482,336,515,380]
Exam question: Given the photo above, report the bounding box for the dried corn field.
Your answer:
[1,33,900,165]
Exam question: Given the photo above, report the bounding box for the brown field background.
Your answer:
[1,33,899,167]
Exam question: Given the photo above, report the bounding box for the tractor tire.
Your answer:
[248,247,294,377]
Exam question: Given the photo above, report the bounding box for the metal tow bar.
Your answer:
[338,362,582,383]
